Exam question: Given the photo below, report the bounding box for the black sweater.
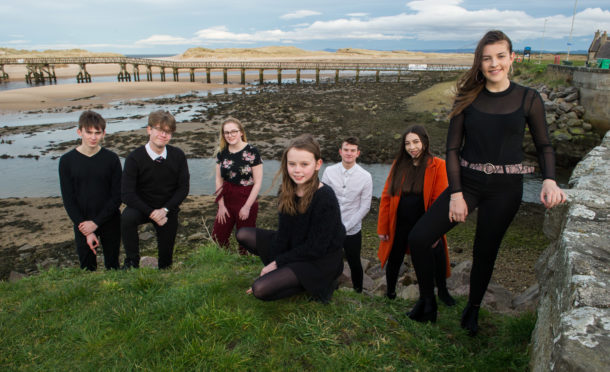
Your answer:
[273,184,346,267]
[121,145,190,215]
[58,147,122,226]
[447,82,556,193]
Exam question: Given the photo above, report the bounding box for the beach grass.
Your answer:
[1,244,534,371]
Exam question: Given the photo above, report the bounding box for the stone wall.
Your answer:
[548,64,610,133]
[530,131,610,371]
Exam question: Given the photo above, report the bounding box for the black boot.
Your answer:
[433,241,455,306]
[461,302,480,336]
[407,296,437,323]
[386,291,396,300]
[437,286,456,306]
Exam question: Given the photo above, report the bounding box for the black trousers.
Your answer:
[344,231,363,290]
[73,213,121,271]
[408,168,523,305]
[121,206,179,269]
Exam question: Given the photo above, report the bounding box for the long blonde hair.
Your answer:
[277,134,321,215]
[217,117,248,153]
[449,30,513,118]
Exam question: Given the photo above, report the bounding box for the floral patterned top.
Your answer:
[216,143,262,186]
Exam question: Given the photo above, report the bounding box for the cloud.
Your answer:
[346,13,368,17]
[280,10,322,20]
[135,34,192,45]
[131,3,610,47]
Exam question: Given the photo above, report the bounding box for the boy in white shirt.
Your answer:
[321,137,373,292]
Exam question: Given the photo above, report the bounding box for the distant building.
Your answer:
[587,30,609,64]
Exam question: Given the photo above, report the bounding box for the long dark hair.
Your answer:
[449,30,513,118]
[388,125,432,196]
[277,134,321,215]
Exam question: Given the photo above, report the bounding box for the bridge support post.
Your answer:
[76,63,91,83]
[376,70,380,82]
[0,65,8,80]
[173,68,179,81]
[277,69,282,85]
[206,68,211,83]
[160,67,166,82]
[146,65,153,81]
[315,69,320,85]
[355,69,359,83]
[223,68,228,84]
[117,63,131,82]
[296,69,300,84]
[132,65,140,81]
[335,69,339,83]
[241,69,245,85]
[189,68,195,82]
[259,69,264,85]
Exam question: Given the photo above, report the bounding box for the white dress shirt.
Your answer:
[321,162,373,236]
[145,142,167,161]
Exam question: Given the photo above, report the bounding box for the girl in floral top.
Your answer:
[213,117,263,254]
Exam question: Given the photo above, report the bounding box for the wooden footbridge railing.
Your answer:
[0,57,468,84]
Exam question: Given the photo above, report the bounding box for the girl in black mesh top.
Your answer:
[406,30,566,335]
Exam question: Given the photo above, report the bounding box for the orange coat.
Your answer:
[377,157,451,277]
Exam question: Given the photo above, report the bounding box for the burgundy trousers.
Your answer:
[212,181,258,254]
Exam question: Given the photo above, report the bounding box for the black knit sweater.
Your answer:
[59,147,122,226]
[121,145,190,215]
[273,184,346,267]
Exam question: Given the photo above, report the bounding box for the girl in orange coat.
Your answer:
[377,125,454,305]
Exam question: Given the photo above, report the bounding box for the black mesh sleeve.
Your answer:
[446,112,465,193]
[525,89,556,180]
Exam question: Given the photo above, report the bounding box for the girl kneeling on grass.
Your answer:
[236,134,345,303]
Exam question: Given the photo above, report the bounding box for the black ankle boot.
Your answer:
[437,287,456,306]
[386,291,396,300]
[461,302,480,336]
[407,296,437,323]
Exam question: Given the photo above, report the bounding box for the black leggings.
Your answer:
[408,169,523,305]
[236,227,305,301]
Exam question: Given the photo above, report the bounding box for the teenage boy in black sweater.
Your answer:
[59,111,122,271]
[121,110,190,269]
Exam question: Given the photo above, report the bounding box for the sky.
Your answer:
[1,0,609,55]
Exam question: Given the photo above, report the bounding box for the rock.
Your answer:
[140,256,158,268]
[558,102,573,113]
[582,122,593,131]
[512,283,539,312]
[8,271,26,282]
[568,127,585,135]
[564,92,579,102]
[187,232,206,242]
[397,284,419,300]
[362,273,375,291]
[17,244,35,252]
[366,263,385,280]
[360,257,371,271]
[338,263,351,285]
[571,105,585,118]
[371,277,387,296]
[552,130,573,141]
[566,118,582,127]
[40,258,57,269]
[482,283,515,314]
[544,101,557,112]
[400,272,417,287]
[139,231,155,241]
[564,111,579,121]
[545,114,556,124]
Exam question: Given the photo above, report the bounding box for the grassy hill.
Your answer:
[1,244,534,371]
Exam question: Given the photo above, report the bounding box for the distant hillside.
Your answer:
[0,47,123,58]
[181,46,328,59]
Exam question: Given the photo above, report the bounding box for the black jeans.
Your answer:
[74,213,121,271]
[121,206,179,269]
[344,231,363,290]
[408,168,523,305]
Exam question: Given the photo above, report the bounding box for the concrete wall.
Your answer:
[548,65,610,133]
[530,131,610,371]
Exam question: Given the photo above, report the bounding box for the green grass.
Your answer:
[1,244,535,371]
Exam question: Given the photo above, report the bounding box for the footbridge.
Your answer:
[0,57,468,85]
